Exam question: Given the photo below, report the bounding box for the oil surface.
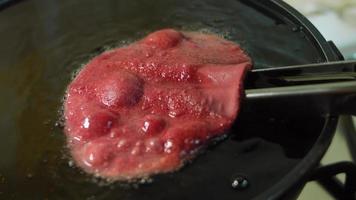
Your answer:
[0,0,326,199]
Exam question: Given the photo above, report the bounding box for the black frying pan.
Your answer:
[0,0,342,199]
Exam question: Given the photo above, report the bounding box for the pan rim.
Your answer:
[252,0,340,199]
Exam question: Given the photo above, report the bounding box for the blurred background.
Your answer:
[286,0,356,60]
[284,0,356,199]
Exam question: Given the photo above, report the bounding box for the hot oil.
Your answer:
[0,0,326,199]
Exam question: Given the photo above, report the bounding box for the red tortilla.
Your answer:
[64,29,252,180]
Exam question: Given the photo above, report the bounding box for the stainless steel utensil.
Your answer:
[246,60,356,100]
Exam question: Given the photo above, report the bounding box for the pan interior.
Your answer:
[0,0,327,199]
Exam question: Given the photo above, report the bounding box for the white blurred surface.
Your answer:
[285,0,356,59]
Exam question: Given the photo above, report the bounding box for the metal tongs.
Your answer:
[246,60,356,99]
[245,60,356,114]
